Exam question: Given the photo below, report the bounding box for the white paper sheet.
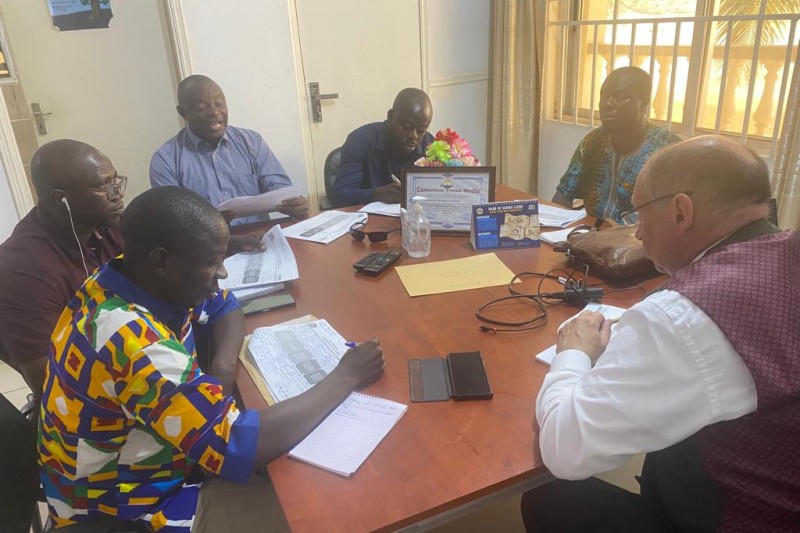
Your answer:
[358,202,401,217]
[538,205,587,228]
[282,210,367,244]
[288,391,407,477]
[540,227,576,245]
[219,226,299,290]
[217,186,303,218]
[247,319,348,402]
[231,282,285,302]
[535,303,627,366]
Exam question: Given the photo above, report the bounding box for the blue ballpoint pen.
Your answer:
[345,341,357,348]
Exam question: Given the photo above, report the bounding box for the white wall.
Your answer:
[0,161,16,241]
[0,0,181,200]
[426,0,491,162]
[538,120,591,198]
[181,0,309,193]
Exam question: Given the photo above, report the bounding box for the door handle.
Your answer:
[31,103,53,135]
[309,82,338,123]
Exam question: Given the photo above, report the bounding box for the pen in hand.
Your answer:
[391,174,401,186]
[345,341,357,348]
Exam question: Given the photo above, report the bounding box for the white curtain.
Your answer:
[772,50,800,230]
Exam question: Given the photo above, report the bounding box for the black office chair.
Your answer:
[0,390,150,533]
[319,147,342,211]
[0,391,42,533]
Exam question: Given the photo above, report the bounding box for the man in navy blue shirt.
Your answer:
[332,88,434,207]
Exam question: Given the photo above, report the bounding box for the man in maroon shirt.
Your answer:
[0,139,125,398]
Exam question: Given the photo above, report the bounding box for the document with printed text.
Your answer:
[282,210,368,244]
[219,226,299,291]
[247,319,347,402]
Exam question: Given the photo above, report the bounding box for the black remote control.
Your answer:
[354,250,402,276]
[353,252,384,270]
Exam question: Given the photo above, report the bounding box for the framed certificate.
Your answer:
[400,167,496,233]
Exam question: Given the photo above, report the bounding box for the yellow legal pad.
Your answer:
[395,253,515,297]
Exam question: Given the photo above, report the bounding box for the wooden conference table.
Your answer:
[235,185,663,533]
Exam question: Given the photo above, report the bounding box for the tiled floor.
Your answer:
[0,359,32,409]
[1,360,642,532]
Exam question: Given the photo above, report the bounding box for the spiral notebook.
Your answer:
[288,391,407,477]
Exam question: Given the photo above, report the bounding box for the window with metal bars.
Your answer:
[544,0,800,160]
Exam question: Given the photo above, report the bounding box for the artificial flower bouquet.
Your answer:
[414,128,480,167]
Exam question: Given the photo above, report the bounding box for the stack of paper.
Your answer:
[358,202,400,217]
[219,226,299,295]
[247,319,348,402]
[245,318,407,476]
[288,392,407,477]
[231,283,285,302]
[535,303,627,365]
[540,227,575,245]
[539,205,587,228]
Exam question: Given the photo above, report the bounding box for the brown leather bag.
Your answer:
[552,225,656,279]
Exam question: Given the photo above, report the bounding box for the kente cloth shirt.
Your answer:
[149,125,293,225]
[332,121,434,207]
[38,259,257,533]
[0,206,122,372]
[555,124,680,224]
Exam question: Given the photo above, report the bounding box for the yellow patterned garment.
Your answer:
[38,259,257,532]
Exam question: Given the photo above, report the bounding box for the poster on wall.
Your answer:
[46,0,113,31]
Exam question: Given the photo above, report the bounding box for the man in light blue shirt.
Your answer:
[150,75,309,225]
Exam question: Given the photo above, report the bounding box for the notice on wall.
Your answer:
[47,0,113,31]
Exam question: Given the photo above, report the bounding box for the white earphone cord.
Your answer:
[63,199,90,278]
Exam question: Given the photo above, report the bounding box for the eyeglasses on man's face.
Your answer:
[100,175,127,201]
[349,222,400,243]
[619,191,693,226]
[60,175,128,201]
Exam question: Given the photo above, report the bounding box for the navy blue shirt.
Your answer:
[332,121,434,207]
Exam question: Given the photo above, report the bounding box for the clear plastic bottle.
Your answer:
[407,196,431,258]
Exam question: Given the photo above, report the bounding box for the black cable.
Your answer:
[476,267,603,334]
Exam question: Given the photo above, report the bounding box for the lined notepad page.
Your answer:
[288,392,407,477]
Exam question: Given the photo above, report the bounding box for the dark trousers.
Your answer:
[521,477,674,533]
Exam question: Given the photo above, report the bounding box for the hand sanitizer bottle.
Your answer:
[407,196,431,258]
[399,206,410,253]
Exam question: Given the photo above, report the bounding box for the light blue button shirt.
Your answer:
[150,125,293,225]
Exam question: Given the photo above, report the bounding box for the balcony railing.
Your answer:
[546,10,800,159]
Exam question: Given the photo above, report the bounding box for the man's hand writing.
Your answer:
[556,311,613,365]
[226,234,266,257]
[335,339,385,389]
[373,184,403,204]
[277,196,309,219]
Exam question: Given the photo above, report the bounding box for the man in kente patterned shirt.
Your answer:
[552,66,681,224]
[38,186,385,532]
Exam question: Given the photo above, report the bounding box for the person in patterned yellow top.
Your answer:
[38,186,385,533]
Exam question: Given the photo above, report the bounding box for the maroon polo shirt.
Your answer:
[0,206,122,372]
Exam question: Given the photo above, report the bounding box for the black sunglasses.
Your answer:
[350,222,400,243]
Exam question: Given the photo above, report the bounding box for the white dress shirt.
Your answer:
[536,289,757,480]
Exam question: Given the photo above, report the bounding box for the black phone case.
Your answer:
[446,352,493,400]
[408,352,492,402]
